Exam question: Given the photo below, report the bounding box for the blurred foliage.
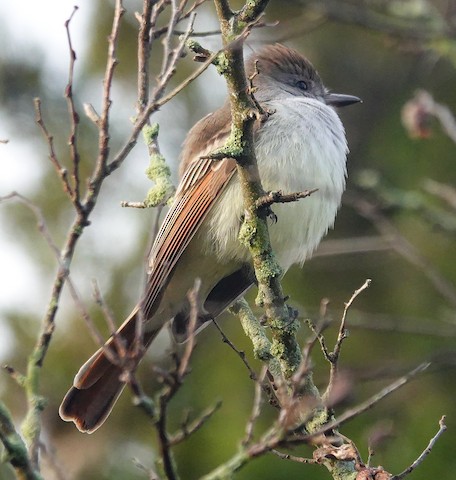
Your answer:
[1,0,456,479]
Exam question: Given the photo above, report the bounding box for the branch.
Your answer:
[391,416,447,480]
[324,280,371,401]
[64,6,82,211]
[301,362,431,441]
[214,0,303,382]
[0,402,43,480]
[34,98,74,200]
[255,188,318,210]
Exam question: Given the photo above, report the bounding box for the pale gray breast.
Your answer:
[204,97,348,270]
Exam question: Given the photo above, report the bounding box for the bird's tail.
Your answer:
[59,309,159,433]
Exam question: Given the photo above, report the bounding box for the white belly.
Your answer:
[204,97,348,271]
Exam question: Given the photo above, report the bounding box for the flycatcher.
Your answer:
[60,44,360,433]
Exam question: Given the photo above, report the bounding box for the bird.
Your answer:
[59,44,360,433]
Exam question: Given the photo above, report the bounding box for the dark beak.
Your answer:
[325,93,362,108]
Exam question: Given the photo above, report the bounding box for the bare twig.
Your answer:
[212,319,257,381]
[243,366,267,445]
[302,314,331,366]
[392,416,447,480]
[34,98,74,200]
[270,449,315,464]
[324,279,371,401]
[1,192,123,370]
[132,457,160,480]
[299,362,431,442]
[148,279,202,480]
[177,278,201,379]
[64,5,82,211]
[169,400,222,446]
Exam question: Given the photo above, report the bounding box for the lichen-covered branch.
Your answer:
[0,402,43,480]
[213,0,302,381]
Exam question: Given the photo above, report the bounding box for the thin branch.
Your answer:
[88,0,125,204]
[324,279,371,401]
[64,5,82,211]
[212,319,257,381]
[0,402,43,480]
[177,278,200,379]
[391,416,447,480]
[271,449,315,464]
[243,366,267,445]
[169,400,222,446]
[255,188,318,210]
[299,362,431,442]
[108,19,218,174]
[34,98,74,200]
[137,0,154,112]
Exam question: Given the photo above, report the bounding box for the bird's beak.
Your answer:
[325,93,362,108]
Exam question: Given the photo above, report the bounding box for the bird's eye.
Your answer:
[296,80,308,91]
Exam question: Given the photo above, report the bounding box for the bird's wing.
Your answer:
[141,108,236,319]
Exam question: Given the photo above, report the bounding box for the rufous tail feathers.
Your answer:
[59,310,157,433]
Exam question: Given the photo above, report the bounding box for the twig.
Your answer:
[255,188,318,210]
[108,19,219,175]
[271,449,315,464]
[34,98,74,200]
[64,5,82,211]
[169,400,222,445]
[324,279,371,401]
[136,0,154,112]
[297,362,431,442]
[0,402,43,480]
[0,192,119,364]
[212,319,257,381]
[243,366,267,445]
[302,314,331,367]
[3,364,27,387]
[150,279,202,480]
[177,278,201,379]
[392,415,447,480]
[132,457,160,480]
[90,0,125,198]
